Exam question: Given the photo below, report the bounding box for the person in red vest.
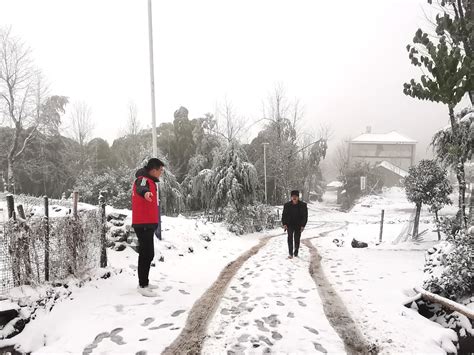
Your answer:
[132,158,164,297]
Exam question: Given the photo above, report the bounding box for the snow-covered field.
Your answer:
[310,189,459,354]
[0,208,261,353]
[0,188,461,354]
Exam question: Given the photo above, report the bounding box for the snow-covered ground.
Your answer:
[0,210,261,353]
[310,189,459,354]
[203,229,346,354]
[0,188,461,354]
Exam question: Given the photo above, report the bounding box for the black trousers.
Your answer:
[287,226,301,256]
[134,227,155,287]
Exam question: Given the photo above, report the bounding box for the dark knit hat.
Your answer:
[145,158,165,170]
[290,190,299,197]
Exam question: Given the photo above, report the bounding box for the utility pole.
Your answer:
[263,143,269,204]
[148,0,158,157]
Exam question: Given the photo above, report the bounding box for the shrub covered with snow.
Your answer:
[423,229,474,300]
[74,167,133,209]
[224,204,278,235]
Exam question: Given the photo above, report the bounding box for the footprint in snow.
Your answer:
[150,323,173,330]
[254,319,270,332]
[94,332,110,343]
[258,336,273,346]
[141,318,154,327]
[136,351,147,355]
[276,301,285,306]
[262,314,280,328]
[171,310,186,317]
[83,343,97,355]
[179,289,190,295]
[271,331,283,340]
[238,334,251,342]
[163,286,172,292]
[220,308,230,315]
[304,326,319,335]
[110,328,123,336]
[298,300,307,307]
[110,335,126,345]
[242,282,251,288]
[139,338,148,342]
[153,299,163,305]
[298,288,310,293]
[313,342,328,353]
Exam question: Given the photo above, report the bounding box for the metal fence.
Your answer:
[0,193,107,295]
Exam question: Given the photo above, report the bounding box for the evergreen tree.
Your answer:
[211,142,258,212]
[404,160,452,238]
[404,0,473,225]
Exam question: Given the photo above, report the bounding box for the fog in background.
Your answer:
[2,0,469,180]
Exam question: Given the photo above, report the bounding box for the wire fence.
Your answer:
[0,193,107,295]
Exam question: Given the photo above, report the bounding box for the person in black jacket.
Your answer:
[282,190,308,259]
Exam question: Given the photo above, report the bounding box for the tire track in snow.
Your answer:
[303,223,376,355]
[162,223,329,354]
[162,236,272,355]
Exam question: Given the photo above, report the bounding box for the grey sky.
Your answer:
[1,0,469,168]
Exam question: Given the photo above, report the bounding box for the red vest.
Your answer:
[132,176,159,226]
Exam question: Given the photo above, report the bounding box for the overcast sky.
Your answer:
[1,0,470,165]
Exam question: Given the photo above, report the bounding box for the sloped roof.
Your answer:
[351,131,417,144]
[376,161,409,178]
[326,181,343,188]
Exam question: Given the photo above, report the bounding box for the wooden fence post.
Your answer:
[379,209,385,243]
[17,204,26,220]
[6,194,14,220]
[72,191,79,273]
[99,191,107,268]
[44,196,50,281]
[73,191,79,218]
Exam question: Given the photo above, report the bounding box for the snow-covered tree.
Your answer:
[404,1,473,226]
[432,107,473,227]
[211,142,258,212]
[159,168,184,215]
[404,160,452,239]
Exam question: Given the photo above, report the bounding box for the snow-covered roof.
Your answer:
[376,161,409,178]
[326,181,343,188]
[351,131,417,144]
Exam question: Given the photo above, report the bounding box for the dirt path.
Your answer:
[162,236,272,355]
[303,225,376,355]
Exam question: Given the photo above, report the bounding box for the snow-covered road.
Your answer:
[203,232,347,354]
[1,188,457,354]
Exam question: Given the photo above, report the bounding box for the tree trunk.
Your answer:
[435,210,441,241]
[469,185,474,226]
[412,203,422,239]
[6,158,14,193]
[448,104,467,227]
[456,162,467,227]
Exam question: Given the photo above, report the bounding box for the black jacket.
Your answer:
[282,201,308,228]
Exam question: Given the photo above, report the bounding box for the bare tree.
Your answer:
[124,101,140,136]
[0,27,48,191]
[261,84,303,202]
[215,98,246,143]
[334,137,351,178]
[69,101,94,147]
